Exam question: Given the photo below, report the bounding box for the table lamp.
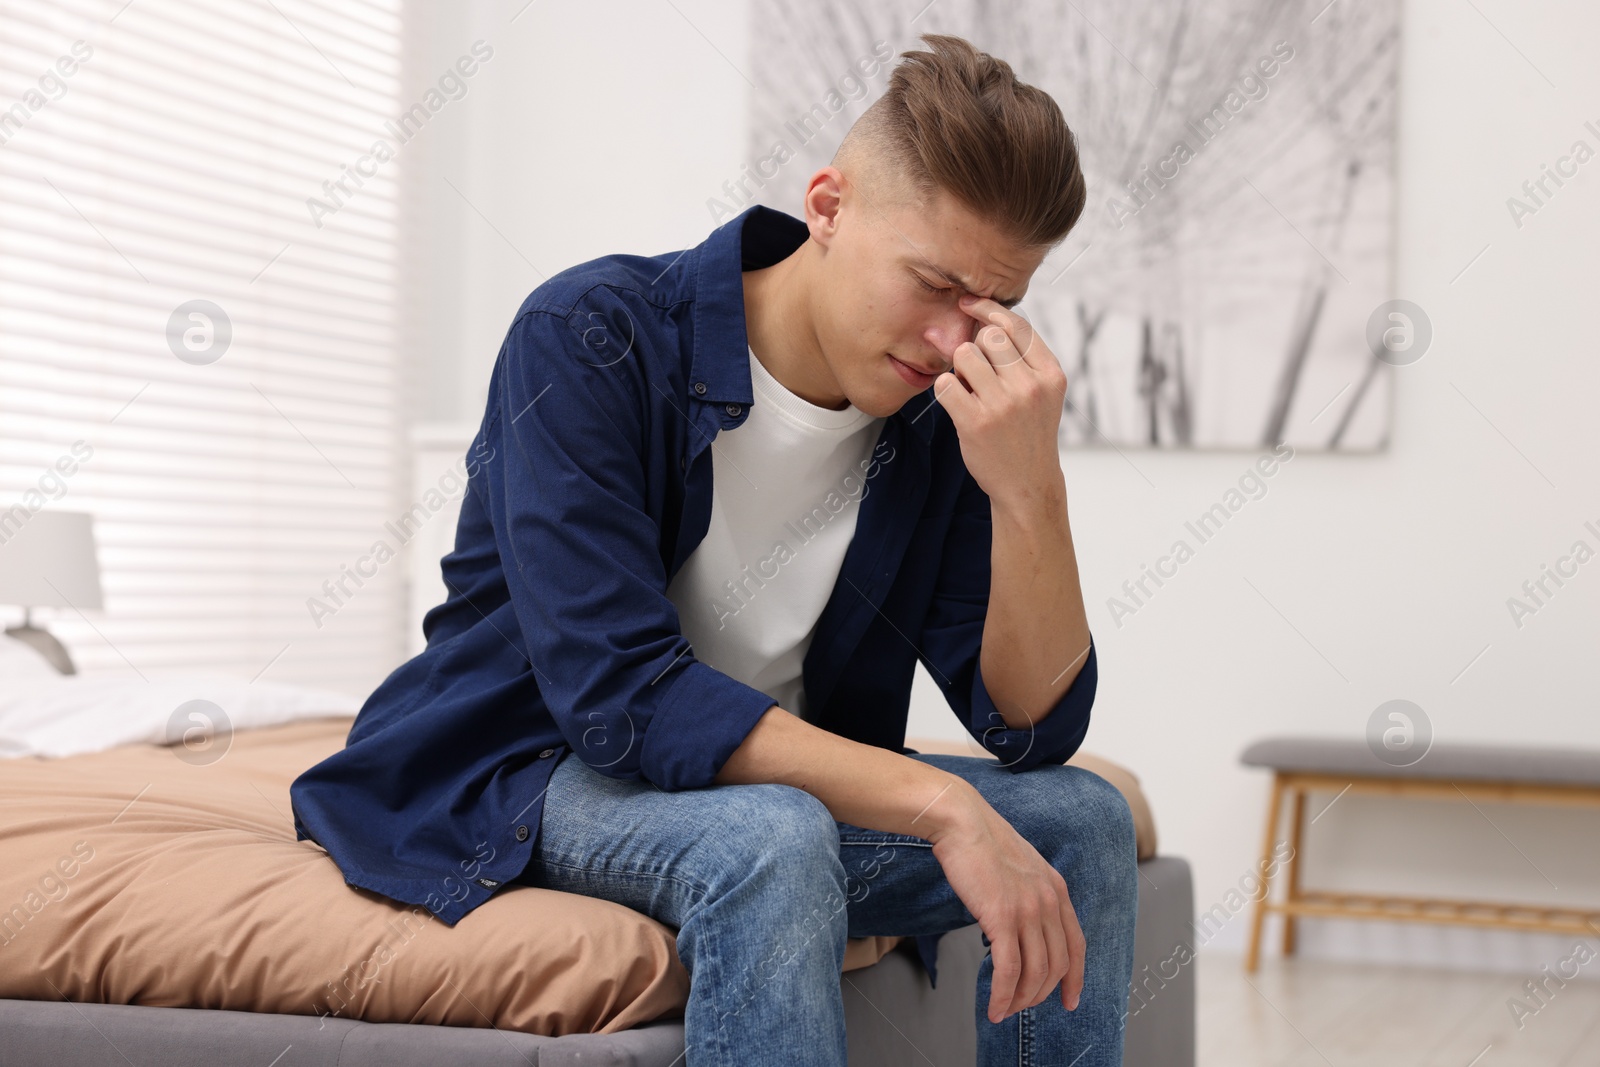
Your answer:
[0,509,103,675]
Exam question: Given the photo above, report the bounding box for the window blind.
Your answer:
[0,0,408,696]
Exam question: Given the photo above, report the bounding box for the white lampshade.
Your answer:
[0,509,104,612]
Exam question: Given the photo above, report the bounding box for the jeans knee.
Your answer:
[673,786,848,1027]
[1029,767,1138,900]
[709,784,843,882]
[1080,772,1139,914]
[1085,771,1138,866]
[736,783,837,850]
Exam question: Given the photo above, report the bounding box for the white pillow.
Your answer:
[0,672,360,759]
[0,632,65,682]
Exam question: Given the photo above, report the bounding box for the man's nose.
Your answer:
[924,307,979,368]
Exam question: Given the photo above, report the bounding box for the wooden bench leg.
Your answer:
[1245,773,1285,973]
[1282,787,1305,956]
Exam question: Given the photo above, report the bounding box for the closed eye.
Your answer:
[912,270,1022,309]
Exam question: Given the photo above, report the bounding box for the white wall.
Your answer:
[1056,0,1600,972]
[404,0,1600,974]
[398,0,752,423]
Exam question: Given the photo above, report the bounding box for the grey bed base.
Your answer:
[0,856,1193,1067]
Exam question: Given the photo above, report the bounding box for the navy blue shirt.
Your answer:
[289,203,1098,983]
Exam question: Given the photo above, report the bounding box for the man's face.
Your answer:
[809,170,1047,418]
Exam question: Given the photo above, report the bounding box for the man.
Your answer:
[291,32,1136,1066]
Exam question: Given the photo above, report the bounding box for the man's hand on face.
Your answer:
[931,294,1069,509]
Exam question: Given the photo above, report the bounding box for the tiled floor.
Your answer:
[1199,954,1600,1067]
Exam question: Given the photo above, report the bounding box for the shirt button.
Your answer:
[693,382,708,395]
[515,825,529,842]
[538,748,555,758]
[725,403,742,417]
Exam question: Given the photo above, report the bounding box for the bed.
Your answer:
[0,668,1194,1066]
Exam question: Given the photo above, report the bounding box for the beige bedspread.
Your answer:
[0,717,904,1035]
[0,718,1152,1035]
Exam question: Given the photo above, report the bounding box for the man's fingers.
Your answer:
[952,340,999,399]
[1009,915,1049,1018]
[1060,887,1086,1011]
[931,370,970,417]
[988,930,1021,1024]
[1037,889,1072,1009]
[958,295,1048,372]
[973,322,1026,373]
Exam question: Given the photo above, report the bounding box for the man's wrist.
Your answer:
[989,470,1068,531]
[911,772,984,845]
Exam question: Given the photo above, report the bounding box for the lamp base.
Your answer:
[4,623,76,676]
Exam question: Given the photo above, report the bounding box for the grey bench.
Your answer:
[1238,735,1600,971]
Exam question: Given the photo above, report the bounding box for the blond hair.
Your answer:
[834,33,1087,251]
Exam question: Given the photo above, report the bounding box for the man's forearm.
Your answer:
[715,705,977,843]
[980,476,1092,731]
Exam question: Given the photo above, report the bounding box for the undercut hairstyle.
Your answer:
[834,33,1087,252]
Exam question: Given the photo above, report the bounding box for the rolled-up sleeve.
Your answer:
[486,306,778,790]
[916,463,1097,772]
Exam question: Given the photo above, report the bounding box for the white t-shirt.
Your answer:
[666,346,885,722]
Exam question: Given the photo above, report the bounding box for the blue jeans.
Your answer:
[515,750,1138,1066]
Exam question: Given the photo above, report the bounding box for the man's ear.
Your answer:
[804,166,847,246]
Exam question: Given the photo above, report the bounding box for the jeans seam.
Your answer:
[538,856,739,1062]
[692,886,735,1066]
